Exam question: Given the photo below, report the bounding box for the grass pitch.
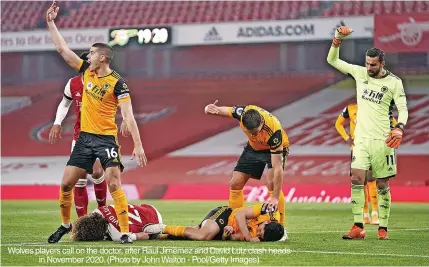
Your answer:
[1,200,428,266]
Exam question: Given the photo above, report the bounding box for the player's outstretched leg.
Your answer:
[343,168,366,240]
[48,166,85,243]
[144,221,220,241]
[105,167,132,244]
[73,177,88,217]
[376,178,391,240]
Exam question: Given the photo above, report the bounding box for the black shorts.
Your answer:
[234,144,288,179]
[67,131,124,173]
[198,206,232,241]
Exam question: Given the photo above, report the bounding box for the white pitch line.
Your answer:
[2,228,428,247]
[1,241,73,246]
[293,250,429,258]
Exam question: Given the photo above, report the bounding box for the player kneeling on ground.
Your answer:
[143,204,284,242]
[71,203,162,241]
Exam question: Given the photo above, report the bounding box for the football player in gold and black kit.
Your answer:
[204,101,289,241]
[46,1,147,244]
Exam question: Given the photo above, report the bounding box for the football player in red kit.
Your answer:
[48,52,129,217]
[71,203,163,241]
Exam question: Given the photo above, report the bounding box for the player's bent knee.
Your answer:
[62,166,87,188]
[351,169,366,184]
[92,170,104,180]
[376,178,390,189]
[229,181,244,190]
[92,160,104,179]
[229,172,248,190]
[60,183,74,192]
[107,179,121,192]
[106,171,121,192]
[351,176,364,185]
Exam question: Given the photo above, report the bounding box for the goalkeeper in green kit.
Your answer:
[327,26,409,240]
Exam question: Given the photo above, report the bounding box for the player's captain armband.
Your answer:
[78,60,90,73]
[114,78,131,102]
[268,130,283,151]
[230,105,246,120]
[117,93,130,101]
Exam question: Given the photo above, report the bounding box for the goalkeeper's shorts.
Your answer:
[351,138,396,179]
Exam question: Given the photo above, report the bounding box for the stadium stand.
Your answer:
[2,1,428,31]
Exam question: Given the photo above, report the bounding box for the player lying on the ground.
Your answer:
[143,203,284,242]
[71,203,162,241]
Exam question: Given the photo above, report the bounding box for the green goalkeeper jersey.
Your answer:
[327,47,408,140]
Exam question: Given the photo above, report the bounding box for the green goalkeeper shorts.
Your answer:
[351,138,396,179]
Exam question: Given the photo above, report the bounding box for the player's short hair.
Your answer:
[242,109,262,130]
[91,43,114,63]
[79,52,89,61]
[71,213,108,241]
[263,222,284,242]
[366,48,385,63]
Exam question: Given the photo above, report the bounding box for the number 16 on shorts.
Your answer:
[105,148,118,159]
[99,145,124,172]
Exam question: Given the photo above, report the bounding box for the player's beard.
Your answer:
[367,67,381,77]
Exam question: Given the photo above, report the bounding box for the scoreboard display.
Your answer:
[108,27,172,47]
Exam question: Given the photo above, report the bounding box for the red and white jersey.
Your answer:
[63,75,83,141]
[94,204,162,241]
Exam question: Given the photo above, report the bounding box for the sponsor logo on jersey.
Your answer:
[362,88,384,104]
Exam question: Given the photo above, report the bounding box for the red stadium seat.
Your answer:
[1,1,428,32]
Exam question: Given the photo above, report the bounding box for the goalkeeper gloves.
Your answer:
[385,123,405,149]
[332,26,353,46]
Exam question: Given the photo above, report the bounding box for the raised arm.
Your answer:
[327,26,361,77]
[46,1,82,71]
